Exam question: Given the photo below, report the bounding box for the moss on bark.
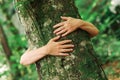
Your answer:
[14,0,108,80]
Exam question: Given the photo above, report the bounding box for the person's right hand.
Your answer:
[45,36,74,56]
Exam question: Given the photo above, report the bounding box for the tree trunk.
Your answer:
[14,0,108,80]
[1,0,19,35]
[0,25,12,61]
[0,25,14,80]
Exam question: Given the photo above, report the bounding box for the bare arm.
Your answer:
[20,36,74,66]
[79,21,99,37]
[53,16,99,37]
[20,46,47,66]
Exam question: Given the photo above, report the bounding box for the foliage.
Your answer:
[0,0,38,80]
[75,0,120,61]
[75,0,120,78]
[0,0,120,79]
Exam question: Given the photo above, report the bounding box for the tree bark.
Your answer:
[0,25,14,80]
[14,0,108,80]
[0,25,12,60]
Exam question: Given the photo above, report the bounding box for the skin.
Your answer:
[53,16,99,37]
[20,16,99,66]
[20,36,74,66]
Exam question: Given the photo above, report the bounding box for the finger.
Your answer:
[58,53,69,56]
[62,31,70,37]
[52,36,60,41]
[53,22,64,28]
[61,16,69,21]
[59,40,72,45]
[56,29,67,35]
[61,44,74,48]
[53,27,64,34]
[60,49,73,53]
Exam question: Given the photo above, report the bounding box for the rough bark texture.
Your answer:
[14,0,108,80]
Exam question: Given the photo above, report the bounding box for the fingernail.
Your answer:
[71,49,73,51]
[67,54,69,55]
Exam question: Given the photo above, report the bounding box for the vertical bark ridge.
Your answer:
[14,0,108,80]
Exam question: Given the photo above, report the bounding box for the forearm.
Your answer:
[79,21,99,37]
[20,46,48,66]
[20,36,74,66]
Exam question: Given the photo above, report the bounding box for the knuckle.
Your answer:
[68,40,72,42]
[56,49,59,53]
[64,50,66,52]
[58,53,62,55]
[67,23,70,25]
[64,28,67,30]
[68,17,71,19]
[56,44,60,47]
[64,41,68,43]
[50,39,53,42]
[67,40,70,42]
[57,51,60,54]
[57,46,61,49]
[67,27,71,30]
[57,42,61,45]
[67,30,70,33]
[65,26,68,29]
[67,49,70,51]
[68,29,71,32]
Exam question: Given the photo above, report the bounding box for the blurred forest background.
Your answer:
[0,0,120,80]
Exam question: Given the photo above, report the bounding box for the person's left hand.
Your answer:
[53,16,84,37]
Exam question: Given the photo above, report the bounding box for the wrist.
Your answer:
[78,19,87,29]
[43,45,50,55]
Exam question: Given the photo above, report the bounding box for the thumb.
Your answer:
[61,16,69,21]
[52,36,60,41]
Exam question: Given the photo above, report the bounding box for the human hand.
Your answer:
[53,16,84,37]
[45,36,74,56]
